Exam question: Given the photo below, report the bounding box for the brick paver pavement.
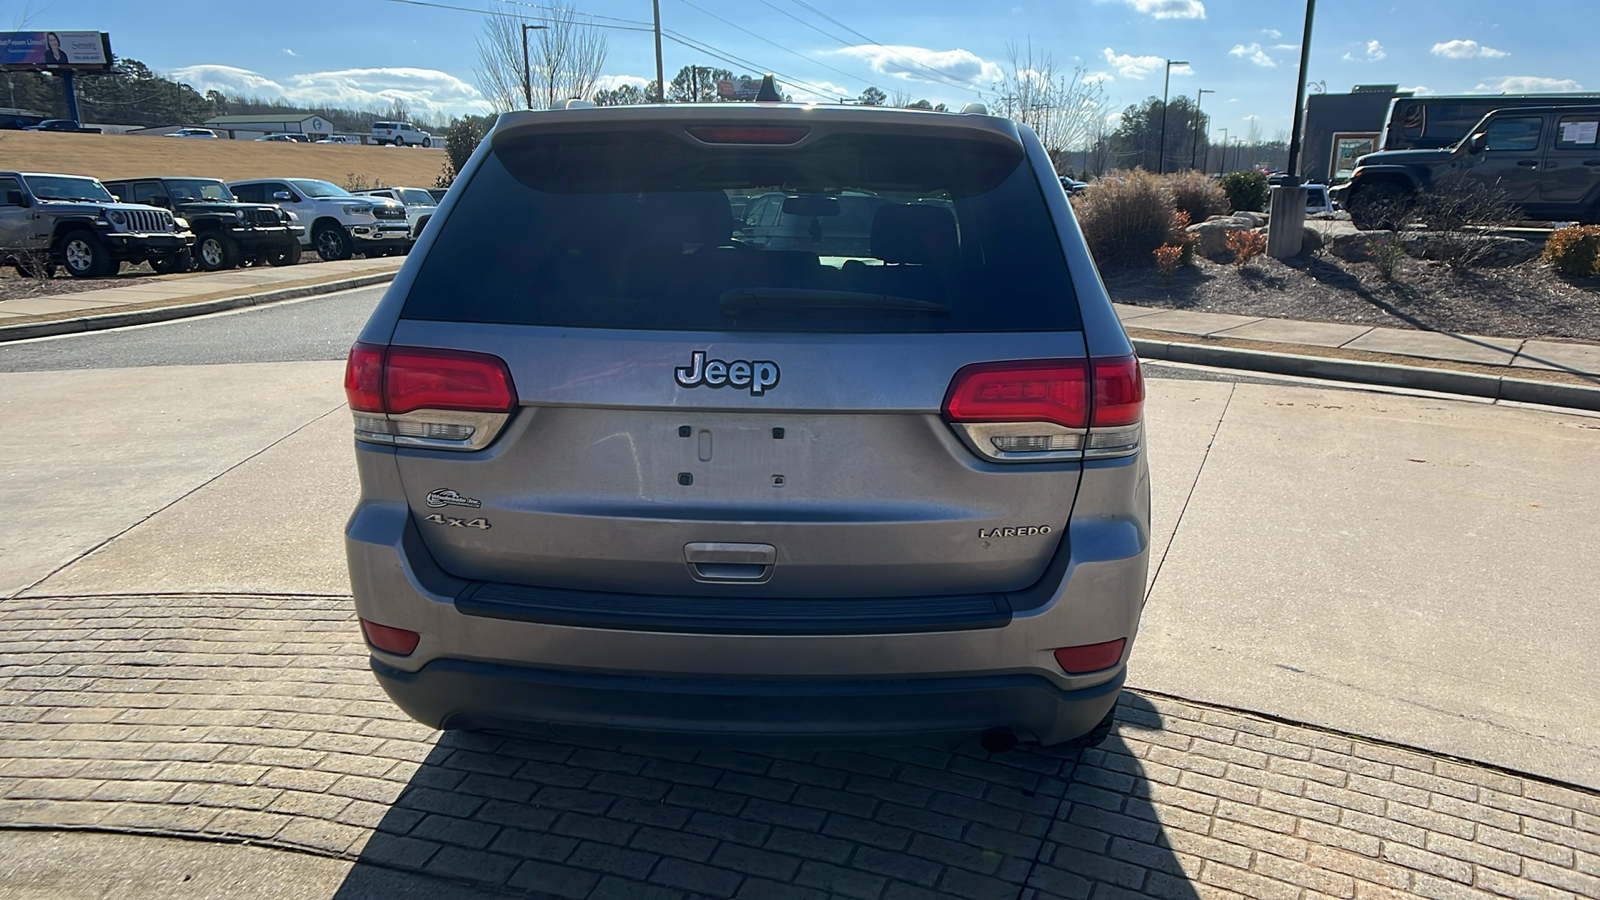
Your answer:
[1,594,1597,899]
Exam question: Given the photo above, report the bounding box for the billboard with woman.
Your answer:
[0,31,111,71]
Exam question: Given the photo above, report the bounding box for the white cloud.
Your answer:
[1262,29,1282,39]
[786,79,854,102]
[1343,40,1386,63]
[1474,75,1583,93]
[1121,0,1205,19]
[1101,48,1191,80]
[170,64,492,118]
[1084,71,1115,84]
[282,48,298,57]
[832,45,1003,86]
[1228,43,1277,68]
[594,74,650,92]
[1400,85,1433,96]
[1431,39,1509,59]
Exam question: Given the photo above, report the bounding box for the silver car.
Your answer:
[344,99,1150,749]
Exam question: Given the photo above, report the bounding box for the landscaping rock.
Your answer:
[1399,233,1542,267]
[1187,216,1260,258]
[1329,231,1378,262]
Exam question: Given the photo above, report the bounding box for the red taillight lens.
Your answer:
[942,360,1090,429]
[1091,356,1144,427]
[344,342,387,412]
[1054,639,1126,674]
[686,125,810,144]
[383,347,516,414]
[360,618,420,656]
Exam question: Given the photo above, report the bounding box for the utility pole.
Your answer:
[1191,88,1213,169]
[520,23,548,109]
[1268,0,1316,258]
[1157,59,1188,174]
[652,0,665,102]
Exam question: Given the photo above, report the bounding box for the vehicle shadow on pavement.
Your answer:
[332,691,1200,899]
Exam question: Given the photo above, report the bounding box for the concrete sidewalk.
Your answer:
[0,256,404,342]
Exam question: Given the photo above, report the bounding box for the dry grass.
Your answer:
[0,130,445,187]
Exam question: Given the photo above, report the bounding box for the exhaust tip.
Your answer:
[979,728,1019,754]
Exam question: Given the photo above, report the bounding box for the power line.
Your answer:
[778,0,983,95]
[372,0,656,33]
[672,0,877,94]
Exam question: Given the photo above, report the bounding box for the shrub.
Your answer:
[1366,233,1406,281]
[1219,170,1270,212]
[1153,244,1184,278]
[1542,224,1600,277]
[344,173,387,192]
[1413,175,1518,270]
[1225,229,1267,268]
[1164,170,1229,224]
[1072,169,1177,273]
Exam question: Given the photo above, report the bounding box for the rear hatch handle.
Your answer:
[685,542,776,583]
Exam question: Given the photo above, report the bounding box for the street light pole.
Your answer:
[1217,127,1228,175]
[1191,88,1214,169]
[1283,0,1317,182]
[652,0,665,102]
[520,23,549,109]
[1157,59,1188,174]
[1268,0,1317,259]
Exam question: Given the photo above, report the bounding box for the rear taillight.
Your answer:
[344,342,517,451]
[942,356,1143,462]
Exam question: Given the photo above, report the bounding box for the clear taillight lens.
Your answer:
[343,343,517,451]
[943,356,1143,462]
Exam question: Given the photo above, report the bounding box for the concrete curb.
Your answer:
[0,271,397,343]
[1134,336,1600,412]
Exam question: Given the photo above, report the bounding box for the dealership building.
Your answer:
[200,114,336,140]
[1300,85,1413,184]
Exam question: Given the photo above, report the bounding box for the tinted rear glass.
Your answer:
[401,127,1080,333]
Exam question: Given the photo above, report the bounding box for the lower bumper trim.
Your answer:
[372,657,1123,747]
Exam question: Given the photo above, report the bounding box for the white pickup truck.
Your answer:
[370,121,433,148]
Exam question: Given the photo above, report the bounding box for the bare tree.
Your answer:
[474,1,609,112]
[990,42,1107,164]
[887,87,913,109]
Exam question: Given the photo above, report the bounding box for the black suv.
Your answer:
[1333,105,1600,229]
[103,176,305,270]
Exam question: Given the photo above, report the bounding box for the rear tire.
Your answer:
[195,232,241,271]
[61,230,115,278]
[422,137,432,148]
[314,225,353,261]
[1055,706,1117,751]
[149,249,192,274]
[1348,182,1410,231]
[394,136,406,148]
[267,240,303,267]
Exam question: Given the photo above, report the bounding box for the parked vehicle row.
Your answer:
[1334,103,1600,229]
[1,168,421,279]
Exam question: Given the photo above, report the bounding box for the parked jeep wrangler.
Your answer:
[0,171,195,277]
[1333,105,1600,230]
[103,176,305,270]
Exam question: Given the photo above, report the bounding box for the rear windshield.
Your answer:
[401,128,1081,333]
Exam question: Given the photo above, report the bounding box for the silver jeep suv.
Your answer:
[344,100,1150,749]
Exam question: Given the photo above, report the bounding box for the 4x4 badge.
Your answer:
[426,489,481,509]
[675,351,780,396]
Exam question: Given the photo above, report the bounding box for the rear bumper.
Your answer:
[373,656,1123,746]
[228,225,303,251]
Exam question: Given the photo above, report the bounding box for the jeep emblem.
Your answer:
[674,351,780,396]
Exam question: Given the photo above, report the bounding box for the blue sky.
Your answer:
[6,0,1590,139]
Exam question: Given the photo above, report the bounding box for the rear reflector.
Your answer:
[1054,639,1126,674]
[686,125,810,144]
[360,618,420,656]
[943,360,1090,429]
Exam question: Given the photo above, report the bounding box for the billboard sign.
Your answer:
[0,31,112,72]
[717,78,762,101]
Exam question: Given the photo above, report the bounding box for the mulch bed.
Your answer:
[1104,254,1600,343]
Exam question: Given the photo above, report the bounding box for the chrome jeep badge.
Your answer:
[675,351,780,396]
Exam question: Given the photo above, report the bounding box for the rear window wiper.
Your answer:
[720,288,949,315]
